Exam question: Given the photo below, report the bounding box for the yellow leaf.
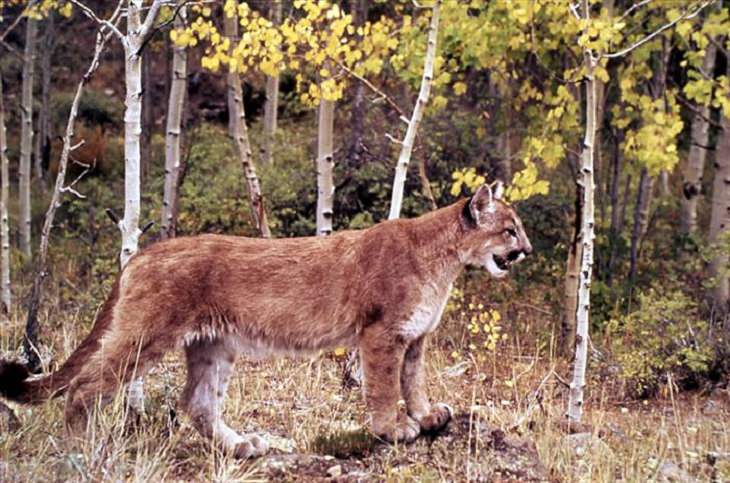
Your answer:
[432,95,448,110]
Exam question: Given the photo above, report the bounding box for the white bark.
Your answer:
[120,0,164,414]
[567,1,597,423]
[119,1,144,268]
[0,73,11,312]
[19,18,37,258]
[563,181,582,356]
[388,0,441,220]
[708,93,730,310]
[316,98,335,236]
[224,7,271,238]
[261,0,281,165]
[161,7,187,240]
[681,42,718,235]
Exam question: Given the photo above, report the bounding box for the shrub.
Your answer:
[606,288,714,398]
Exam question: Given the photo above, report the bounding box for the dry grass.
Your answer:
[1,278,729,482]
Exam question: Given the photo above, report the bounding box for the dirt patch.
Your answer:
[258,413,548,482]
[260,454,369,482]
[436,413,549,482]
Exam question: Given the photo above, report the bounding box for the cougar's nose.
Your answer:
[524,239,533,256]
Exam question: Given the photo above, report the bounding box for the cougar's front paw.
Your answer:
[417,403,453,434]
[374,415,420,444]
[233,434,269,459]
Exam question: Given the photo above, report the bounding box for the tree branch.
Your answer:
[136,0,191,56]
[618,0,653,22]
[675,92,725,130]
[706,34,729,59]
[569,2,581,20]
[68,0,126,44]
[0,39,22,60]
[138,0,167,41]
[0,0,39,43]
[335,61,409,123]
[603,0,714,59]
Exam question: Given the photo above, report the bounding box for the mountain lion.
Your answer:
[0,182,532,458]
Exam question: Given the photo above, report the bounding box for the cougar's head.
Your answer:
[458,182,533,279]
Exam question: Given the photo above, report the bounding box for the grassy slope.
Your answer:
[1,269,728,482]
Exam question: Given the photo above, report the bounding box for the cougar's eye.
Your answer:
[505,228,517,238]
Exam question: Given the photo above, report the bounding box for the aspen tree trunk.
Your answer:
[22,19,115,371]
[594,78,607,225]
[659,171,669,196]
[681,42,718,235]
[567,0,597,423]
[496,129,512,181]
[140,50,153,185]
[261,0,281,165]
[119,3,144,269]
[656,39,672,198]
[316,98,335,236]
[224,9,271,237]
[606,130,624,284]
[562,179,582,357]
[609,131,623,236]
[0,74,11,313]
[562,80,582,358]
[629,168,654,282]
[491,75,513,181]
[19,18,37,258]
[618,174,631,233]
[708,78,730,311]
[122,0,164,410]
[628,41,668,282]
[161,8,187,240]
[388,0,441,220]
[35,13,54,190]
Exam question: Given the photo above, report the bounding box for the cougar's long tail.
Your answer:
[0,278,121,405]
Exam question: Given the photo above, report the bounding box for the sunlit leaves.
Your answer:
[506,162,549,203]
[449,163,548,204]
[176,0,399,106]
[680,6,730,119]
[450,167,485,197]
[621,94,684,176]
[0,0,73,21]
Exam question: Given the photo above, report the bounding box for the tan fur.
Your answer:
[0,186,531,457]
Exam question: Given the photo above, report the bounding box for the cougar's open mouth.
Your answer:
[493,254,509,271]
[493,250,525,272]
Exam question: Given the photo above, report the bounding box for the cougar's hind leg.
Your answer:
[63,331,171,434]
[180,337,268,459]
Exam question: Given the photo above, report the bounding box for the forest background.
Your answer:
[0,0,729,481]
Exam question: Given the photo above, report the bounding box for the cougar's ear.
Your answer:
[493,181,505,201]
[468,184,494,226]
